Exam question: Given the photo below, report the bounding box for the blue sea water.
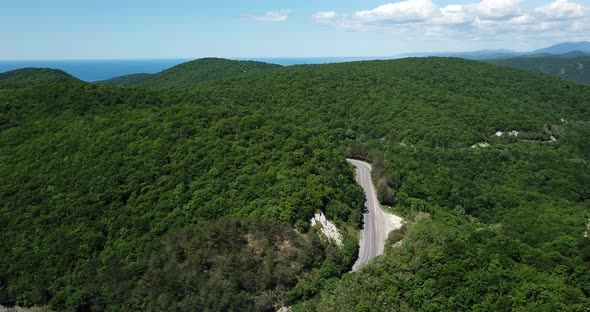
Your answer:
[0,59,191,82]
[0,57,395,82]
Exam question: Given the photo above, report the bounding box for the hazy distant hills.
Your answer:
[487,56,590,85]
[481,43,590,85]
[0,68,83,89]
[396,41,590,85]
[398,49,518,60]
[400,41,590,60]
[96,58,282,88]
[532,41,590,55]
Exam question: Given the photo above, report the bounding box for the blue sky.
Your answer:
[1,0,589,59]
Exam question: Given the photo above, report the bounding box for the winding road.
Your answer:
[347,159,403,272]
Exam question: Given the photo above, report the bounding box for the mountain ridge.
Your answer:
[532,41,590,54]
[96,57,282,88]
[399,41,590,60]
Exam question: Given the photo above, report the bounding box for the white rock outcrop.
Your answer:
[311,212,343,246]
[471,142,490,148]
[495,130,519,137]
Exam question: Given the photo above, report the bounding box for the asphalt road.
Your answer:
[348,159,403,272]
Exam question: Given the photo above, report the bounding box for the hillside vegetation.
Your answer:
[488,56,590,85]
[0,80,362,311]
[96,58,282,88]
[1,57,589,311]
[0,68,83,89]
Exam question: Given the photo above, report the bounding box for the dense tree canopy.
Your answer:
[96,58,282,88]
[1,57,589,311]
[0,80,362,311]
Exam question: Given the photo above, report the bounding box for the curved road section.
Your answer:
[347,159,404,272]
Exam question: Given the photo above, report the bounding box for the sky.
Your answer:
[1,0,589,59]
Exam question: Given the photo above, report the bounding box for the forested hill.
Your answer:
[96,58,282,88]
[0,70,362,311]
[1,57,590,311]
[194,57,590,148]
[487,56,590,85]
[0,68,84,89]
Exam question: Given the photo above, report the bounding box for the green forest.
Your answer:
[1,57,589,311]
[96,58,282,88]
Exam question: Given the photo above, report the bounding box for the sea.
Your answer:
[0,57,395,82]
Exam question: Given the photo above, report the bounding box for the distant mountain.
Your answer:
[532,41,590,55]
[445,50,519,60]
[0,68,83,89]
[398,49,519,60]
[97,58,283,88]
[400,41,590,60]
[487,55,590,85]
[95,73,153,86]
[558,50,590,58]
[521,51,590,59]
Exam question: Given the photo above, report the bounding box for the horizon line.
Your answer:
[0,56,402,62]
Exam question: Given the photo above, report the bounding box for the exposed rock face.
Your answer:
[495,130,519,137]
[471,142,490,148]
[311,212,343,246]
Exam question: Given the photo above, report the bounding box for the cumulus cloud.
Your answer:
[352,0,440,24]
[434,5,470,25]
[312,11,338,24]
[535,0,587,20]
[313,0,590,38]
[470,0,525,21]
[244,10,291,22]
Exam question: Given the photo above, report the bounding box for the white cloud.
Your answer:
[352,0,440,24]
[312,11,338,24]
[434,5,470,25]
[469,0,524,21]
[244,10,291,22]
[312,0,590,41]
[571,19,590,32]
[535,0,587,20]
[510,13,535,25]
